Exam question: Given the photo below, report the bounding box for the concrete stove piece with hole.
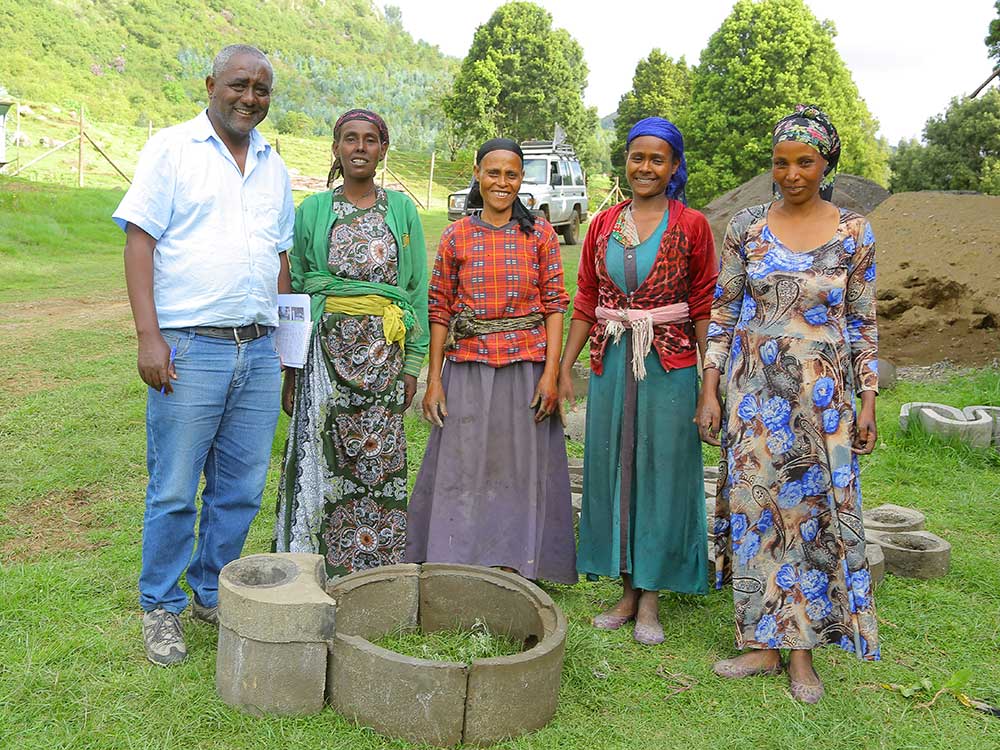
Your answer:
[216,553,335,715]
[215,556,567,747]
[863,503,926,534]
[866,530,951,579]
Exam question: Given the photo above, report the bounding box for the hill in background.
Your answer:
[0,0,457,149]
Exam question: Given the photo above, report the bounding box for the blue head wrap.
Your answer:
[626,117,688,203]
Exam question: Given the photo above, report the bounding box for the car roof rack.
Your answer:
[520,140,577,158]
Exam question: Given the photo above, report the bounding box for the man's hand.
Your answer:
[137,332,176,394]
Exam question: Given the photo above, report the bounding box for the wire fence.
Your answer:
[1,103,617,212]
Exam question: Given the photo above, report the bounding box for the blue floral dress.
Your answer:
[704,203,880,660]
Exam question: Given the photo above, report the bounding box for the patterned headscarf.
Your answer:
[626,117,688,204]
[772,104,841,201]
[328,109,389,186]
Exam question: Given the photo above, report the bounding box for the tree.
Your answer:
[987,1,1000,65]
[888,90,1000,194]
[682,0,888,207]
[611,50,690,186]
[443,1,600,170]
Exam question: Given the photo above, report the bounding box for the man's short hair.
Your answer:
[211,45,273,81]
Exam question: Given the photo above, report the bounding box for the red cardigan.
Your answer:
[572,199,717,375]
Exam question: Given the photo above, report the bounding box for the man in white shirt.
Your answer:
[114,44,294,666]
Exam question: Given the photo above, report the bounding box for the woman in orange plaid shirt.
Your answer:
[404,138,577,583]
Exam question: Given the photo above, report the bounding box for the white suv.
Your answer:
[447,141,589,244]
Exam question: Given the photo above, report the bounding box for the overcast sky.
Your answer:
[388,0,996,144]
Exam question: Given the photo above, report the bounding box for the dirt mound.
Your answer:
[702,173,891,248]
[870,191,1000,366]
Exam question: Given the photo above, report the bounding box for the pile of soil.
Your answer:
[702,173,891,248]
[870,192,1000,366]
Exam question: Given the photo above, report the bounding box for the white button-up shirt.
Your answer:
[113,110,294,329]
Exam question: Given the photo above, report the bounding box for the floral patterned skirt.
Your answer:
[714,331,879,660]
[274,312,407,579]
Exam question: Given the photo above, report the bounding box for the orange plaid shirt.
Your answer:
[429,216,569,368]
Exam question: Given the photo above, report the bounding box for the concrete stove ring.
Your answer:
[326,563,568,748]
[863,503,926,533]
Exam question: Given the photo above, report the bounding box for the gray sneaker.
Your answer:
[142,608,187,666]
[191,600,219,627]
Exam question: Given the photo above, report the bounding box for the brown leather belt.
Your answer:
[191,323,272,344]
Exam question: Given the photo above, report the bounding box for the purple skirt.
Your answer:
[405,360,577,584]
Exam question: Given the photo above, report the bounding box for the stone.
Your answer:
[326,563,420,639]
[216,625,327,716]
[878,358,897,390]
[463,608,568,747]
[419,564,546,641]
[865,539,885,587]
[328,633,467,747]
[863,503,926,533]
[566,457,584,478]
[571,492,582,512]
[563,404,587,442]
[867,530,951,579]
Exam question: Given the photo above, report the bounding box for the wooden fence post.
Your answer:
[77,106,85,187]
[426,151,435,210]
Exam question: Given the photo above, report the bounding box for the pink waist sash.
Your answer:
[595,302,690,380]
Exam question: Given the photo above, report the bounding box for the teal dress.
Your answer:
[576,210,708,593]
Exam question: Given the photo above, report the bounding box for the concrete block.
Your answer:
[326,563,420,640]
[216,625,327,716]
[963,406,1000,447]
[867,530,951,579]
[329,633,467,748]
[571,492,582,512]
[419,564,546,641]
[463,608,568,746]
[218,553,334,643]
[878,359,897,390]
[863,503,926,533]
[899,402,993,449]
[865,540,885,587]
[567,457,584,478]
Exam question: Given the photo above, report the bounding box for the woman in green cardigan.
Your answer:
[273,109,429,579]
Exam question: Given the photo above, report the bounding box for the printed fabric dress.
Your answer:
[704,203,880,660]
[274,186,408,578]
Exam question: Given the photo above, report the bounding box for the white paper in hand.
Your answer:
[275,294,312,368]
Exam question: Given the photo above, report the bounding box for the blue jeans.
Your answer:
[139,328,281,613]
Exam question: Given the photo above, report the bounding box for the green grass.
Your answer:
[374,622,524,665]
[2,180,1000,749]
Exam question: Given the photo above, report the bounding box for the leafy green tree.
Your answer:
[277,110,316,136]
[683,0,888,207]
[443,1,599,169]
[987,1,1000,64]
[888,90,1000,194]
[611,50,690,186]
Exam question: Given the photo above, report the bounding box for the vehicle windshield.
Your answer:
[522,158,547,184]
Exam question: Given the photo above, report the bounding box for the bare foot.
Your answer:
[787,650,821,685]
[712,649,782,678]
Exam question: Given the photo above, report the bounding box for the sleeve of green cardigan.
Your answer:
[403,202,429,378]
[289,193,316,293]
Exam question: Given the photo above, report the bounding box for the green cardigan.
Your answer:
[289,189,429,377]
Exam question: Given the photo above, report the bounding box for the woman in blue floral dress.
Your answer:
[696,106,879,704]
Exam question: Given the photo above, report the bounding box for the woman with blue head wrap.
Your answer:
[559,116,719,645]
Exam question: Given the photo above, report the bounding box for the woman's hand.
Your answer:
[402,374,418,410]
[281,369,296,417]
[530,370,559,423]
[557,366,576,427]
[422,379,448,428]
[853,396,877,454]
[695,368,722,446]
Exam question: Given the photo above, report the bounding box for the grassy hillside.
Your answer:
[0,0,457,149]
